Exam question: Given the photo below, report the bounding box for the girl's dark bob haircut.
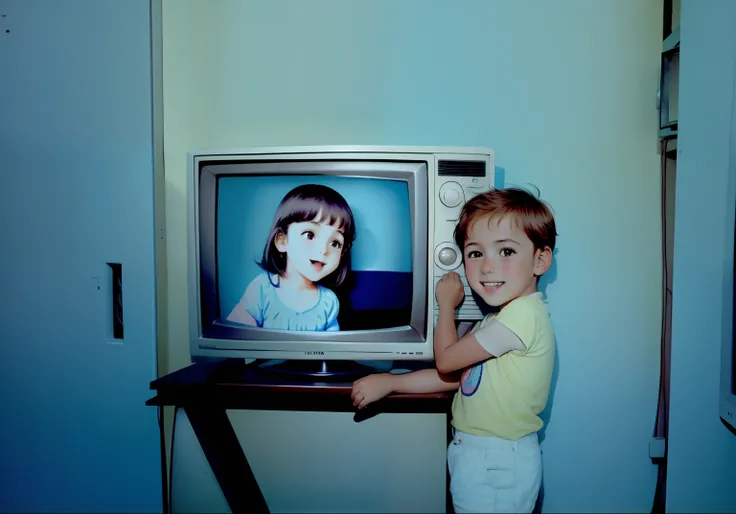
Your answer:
[258,184,356,287]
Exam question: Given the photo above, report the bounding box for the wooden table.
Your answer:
[147,358,454,514]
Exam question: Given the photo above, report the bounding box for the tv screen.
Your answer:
[216,175,413,333]
[187,146,495,363]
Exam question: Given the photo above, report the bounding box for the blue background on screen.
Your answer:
[216,175,414,322]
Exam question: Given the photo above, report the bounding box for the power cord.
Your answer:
[651,138,673,514]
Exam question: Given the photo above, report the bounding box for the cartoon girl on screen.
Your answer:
[226,184,355,331]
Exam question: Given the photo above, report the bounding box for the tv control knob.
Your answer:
[440,182,463,208]
[438,247,458,266]
[435,242,462,270]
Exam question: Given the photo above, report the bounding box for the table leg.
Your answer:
[184,403,270,514]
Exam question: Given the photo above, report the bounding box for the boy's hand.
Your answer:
[351,373,394,409]
[436,271,465,310]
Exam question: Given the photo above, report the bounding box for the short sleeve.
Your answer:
[492,296,538,352]
[240,276,265,326]
[323,289,340,331]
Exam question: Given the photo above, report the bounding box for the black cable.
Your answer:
[651,139,671,514]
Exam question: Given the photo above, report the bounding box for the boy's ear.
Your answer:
[533,246,553,276]
[274,231,288,253]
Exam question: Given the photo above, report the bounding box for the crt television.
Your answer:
[187,146,494,376]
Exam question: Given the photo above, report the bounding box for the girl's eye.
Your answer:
[500,248,515,257]
[301,231,314,240]
[466,250,482,259]
[331,240,343,249]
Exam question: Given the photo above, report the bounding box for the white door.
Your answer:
[0,1,162,512]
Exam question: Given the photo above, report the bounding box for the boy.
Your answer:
[351,187,557,514]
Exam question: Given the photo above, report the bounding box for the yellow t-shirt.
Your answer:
[451,292,555,440]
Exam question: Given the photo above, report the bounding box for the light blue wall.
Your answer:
[162,1,664,511]
[0,1,161,512]
[666,1,736,511]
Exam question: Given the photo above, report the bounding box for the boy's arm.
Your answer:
[351,368,459,410]
[434,306,524,374]
[389,368,461,394]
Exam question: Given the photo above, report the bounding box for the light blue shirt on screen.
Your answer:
[238,272,340,331]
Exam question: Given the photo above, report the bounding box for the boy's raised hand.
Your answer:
[436,271,465,310]
[351,373,394,410]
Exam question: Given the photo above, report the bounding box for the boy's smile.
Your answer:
[479,280,505,294]
[463,214,551,308]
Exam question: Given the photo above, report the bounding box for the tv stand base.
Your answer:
[257,359,376,381]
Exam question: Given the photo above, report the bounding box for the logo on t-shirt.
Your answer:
[460,362,483,396]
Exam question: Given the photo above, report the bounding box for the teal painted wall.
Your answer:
[666,1,736,512]
[162,1,663,511]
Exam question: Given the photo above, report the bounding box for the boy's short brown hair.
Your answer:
[454,187,557,252]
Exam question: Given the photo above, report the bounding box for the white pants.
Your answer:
[447,429,542,513]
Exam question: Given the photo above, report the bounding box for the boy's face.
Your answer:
[275,211,345,284]
[463,214,551,308]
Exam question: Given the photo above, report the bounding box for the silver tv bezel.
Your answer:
[187,146,491,361]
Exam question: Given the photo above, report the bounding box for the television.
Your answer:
[721,70,736,431]
[187,146,494,378]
